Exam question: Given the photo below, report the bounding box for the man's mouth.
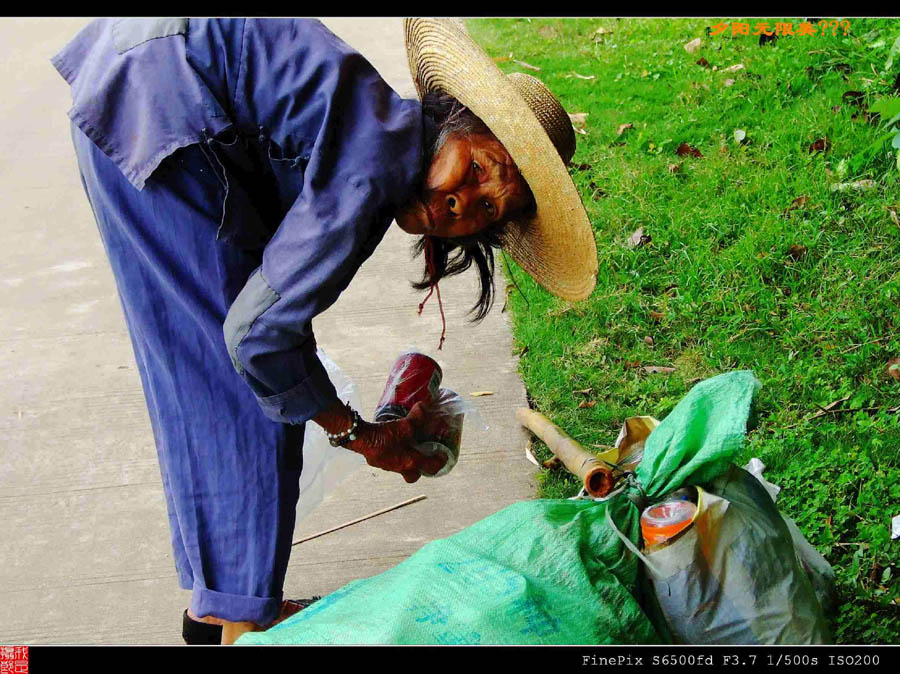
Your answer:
[416,195,439,233]
[422,202,438,233]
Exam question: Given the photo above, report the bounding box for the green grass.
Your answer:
[467,17,900,644]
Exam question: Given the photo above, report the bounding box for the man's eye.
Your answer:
[472,161,482,174]
[482,199,496,216]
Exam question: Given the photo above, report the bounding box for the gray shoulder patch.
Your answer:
[112,18,188,54]
[223,267,280,375]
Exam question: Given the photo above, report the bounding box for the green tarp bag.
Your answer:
[239,370,819,645]
[637,465,832,644]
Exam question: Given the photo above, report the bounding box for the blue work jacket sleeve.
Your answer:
[222,19,425,426]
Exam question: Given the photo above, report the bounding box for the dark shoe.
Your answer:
[181,597,321,644]
[273,596,322,625]
[182,609,224,645]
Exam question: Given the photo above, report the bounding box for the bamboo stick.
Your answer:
[291,495,427,546]
[516,408,616,497]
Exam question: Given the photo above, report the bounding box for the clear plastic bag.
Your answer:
[414,388,481,478]
[295,349,367,523]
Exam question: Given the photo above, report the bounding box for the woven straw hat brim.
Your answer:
[404,18,598,301]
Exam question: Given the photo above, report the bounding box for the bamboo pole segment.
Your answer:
[516,408,616,497]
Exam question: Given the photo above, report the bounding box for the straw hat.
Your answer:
[403,18,598,301]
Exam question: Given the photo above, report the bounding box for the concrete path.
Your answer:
[0,18,535,644]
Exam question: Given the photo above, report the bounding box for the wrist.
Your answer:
[327,407,361,447]
[346,418,377,455]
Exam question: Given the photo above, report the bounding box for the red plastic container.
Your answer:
[374,352,443,421]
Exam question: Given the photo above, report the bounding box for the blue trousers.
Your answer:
[71,124,305,625]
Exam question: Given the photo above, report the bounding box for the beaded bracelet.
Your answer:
[327,407,361,448]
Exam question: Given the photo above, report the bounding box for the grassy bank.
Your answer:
[467,17,900,643]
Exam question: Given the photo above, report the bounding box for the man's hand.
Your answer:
[346,402,447,482]
[312,400,446,482]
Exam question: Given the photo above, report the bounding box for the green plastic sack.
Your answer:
[239,371,760,645]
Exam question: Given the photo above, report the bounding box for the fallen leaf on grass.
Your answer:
[784,196,811,216]
[512,57,541,71]
[819,397,848,413]
[724,78,736,87]
[573,387,594,397]
[808,137,831,154]
[684,38,702,54]
[889,207,899,228]
[617,122,634,136]
[649,310,666,321]
[470,391,494,397]
[833,63,853,76]
[644,336,654,346]
[538,25,558,39]
[573,72,595,80]
[842,90,866,107]
[723,63,744,72]
[624,360,642,369]
[830,179,876,192]
[578,400,597,409]
[696,57,710,68]
[569,112,588,127]
[589,182,607,199]
[643,365,676,374]
[787,244,808,261]
[733,129,747,144]
[594,26,613,37]
[887,358,900,382]
[851,109,880,125]
[668,163,682,173]
[626,227,651,248]
[675,142,703,158]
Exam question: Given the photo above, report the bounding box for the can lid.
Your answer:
[374,404,407,422]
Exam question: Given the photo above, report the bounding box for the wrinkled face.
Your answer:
[397,131,533,238]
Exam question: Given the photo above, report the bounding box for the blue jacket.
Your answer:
[53,18,427,425]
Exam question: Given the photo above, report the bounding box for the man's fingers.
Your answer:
[405,401,428,428]
[413,450,446,477]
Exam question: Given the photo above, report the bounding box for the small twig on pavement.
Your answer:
[291,494,427,546]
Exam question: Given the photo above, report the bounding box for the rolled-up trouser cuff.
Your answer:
[190,584,283,626]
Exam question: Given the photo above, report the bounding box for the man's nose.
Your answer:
[446,193,468,217]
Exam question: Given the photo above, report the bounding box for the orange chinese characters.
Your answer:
[797,22,819,36]
[753,23,774,36]
[709,22,730,37]
[731,22,750,36]
[775,22,795,36]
